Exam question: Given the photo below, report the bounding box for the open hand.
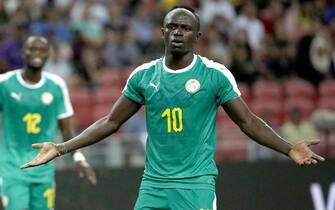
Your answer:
[75,161,97,185]
[20,142,59,169]
[288,139,325,166]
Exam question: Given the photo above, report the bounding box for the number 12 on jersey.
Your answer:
[161,108,183,133]
[23,113,42,134]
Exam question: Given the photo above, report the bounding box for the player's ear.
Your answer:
[161,27,165,38]
[196,32,202,41]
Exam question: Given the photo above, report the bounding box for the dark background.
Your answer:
[2,161,333,210]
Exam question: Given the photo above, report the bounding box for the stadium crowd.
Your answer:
[0,0,334,165]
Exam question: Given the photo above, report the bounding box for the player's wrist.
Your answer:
[55,143,68,156]
[283,141,293,156]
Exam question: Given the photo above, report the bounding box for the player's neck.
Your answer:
[22,68,42,84]
[165,53,194,70]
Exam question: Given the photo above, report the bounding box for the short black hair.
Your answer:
[23,35,50,50]
[167,5,201,31]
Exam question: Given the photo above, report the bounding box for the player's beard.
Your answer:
[26,63,44,72]
[169,48,191,59]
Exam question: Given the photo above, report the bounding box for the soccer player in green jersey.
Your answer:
[21,6,325,210]
[0,36,97,210]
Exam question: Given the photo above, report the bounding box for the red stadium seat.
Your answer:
[94,86,122,106]
[251,98,284,126]
[216,128,249,162]
[69,88,91,108]
[317,97,335,111]
[318,131,335,158]
[69,88,94,128]
[217,112,239,130]
[93,104,112,121]
[216,110,248,162]
[319,80,335,98]
[73,106,94,128]
[217,109,226,120]
[284,97,315,120]
[283,78,316,99]
[237,82,251,104]
[98,69,126,88]
[252,80,283,100]
[92,104,124,135]
[120,67,136,83]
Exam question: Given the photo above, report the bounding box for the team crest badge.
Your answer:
[41,92,53,105]
[185,79,200,94]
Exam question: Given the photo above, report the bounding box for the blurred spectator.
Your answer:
[5,0,44,26]
[282,107,317,146]
[184,0,200,9]
[206,15,232,51]
[0,0,9,27]
[43,44,74,82]
[323,0,335,24]
[161,0,181,11]
[71,30,99,88]
[230,42,259,85]
[296,22,335,86]
[0,24,25,72]
[272,18,291,42]
[266,39,297,79]
[40,0,76,16]
[70,0,109,25]
[71,2,104,45]
[112,0,138,16]
[6,2,32,28]
[231,0,265,50]
[139,0,162,20]
[30,8,71,43]
[130,2,155,51]
[206,21,231,65]
[104,1,129,32]
[142,25,164,61]
[260,0,284,36]
[297,0,320,37]
[200,0,236,26]
[281,0,301,41]
[330,14,335,37]
[103,24,140,68]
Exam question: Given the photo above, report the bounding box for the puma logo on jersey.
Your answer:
[149,82,159,91]
[10,92,21,101]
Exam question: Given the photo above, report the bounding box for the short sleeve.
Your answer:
[215,67,241,105]
[51,77,74,119]
[0,72,14,109]
[122,71,145,105]
[0,82,3,109]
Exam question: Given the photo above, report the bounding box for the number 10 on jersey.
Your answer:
[161,108,183,133]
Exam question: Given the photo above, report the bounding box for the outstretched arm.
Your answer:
[222,97,324,165]
[59,117,97,185]
[21,95,142,169]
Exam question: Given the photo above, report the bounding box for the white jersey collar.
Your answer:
[16,69,45,89]
[163,54,197,74]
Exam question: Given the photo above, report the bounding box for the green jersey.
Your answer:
[123,54,240,190]
[0,70,73,183]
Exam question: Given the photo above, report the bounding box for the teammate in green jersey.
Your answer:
[0,36,97,210]
[21,6,324,210]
